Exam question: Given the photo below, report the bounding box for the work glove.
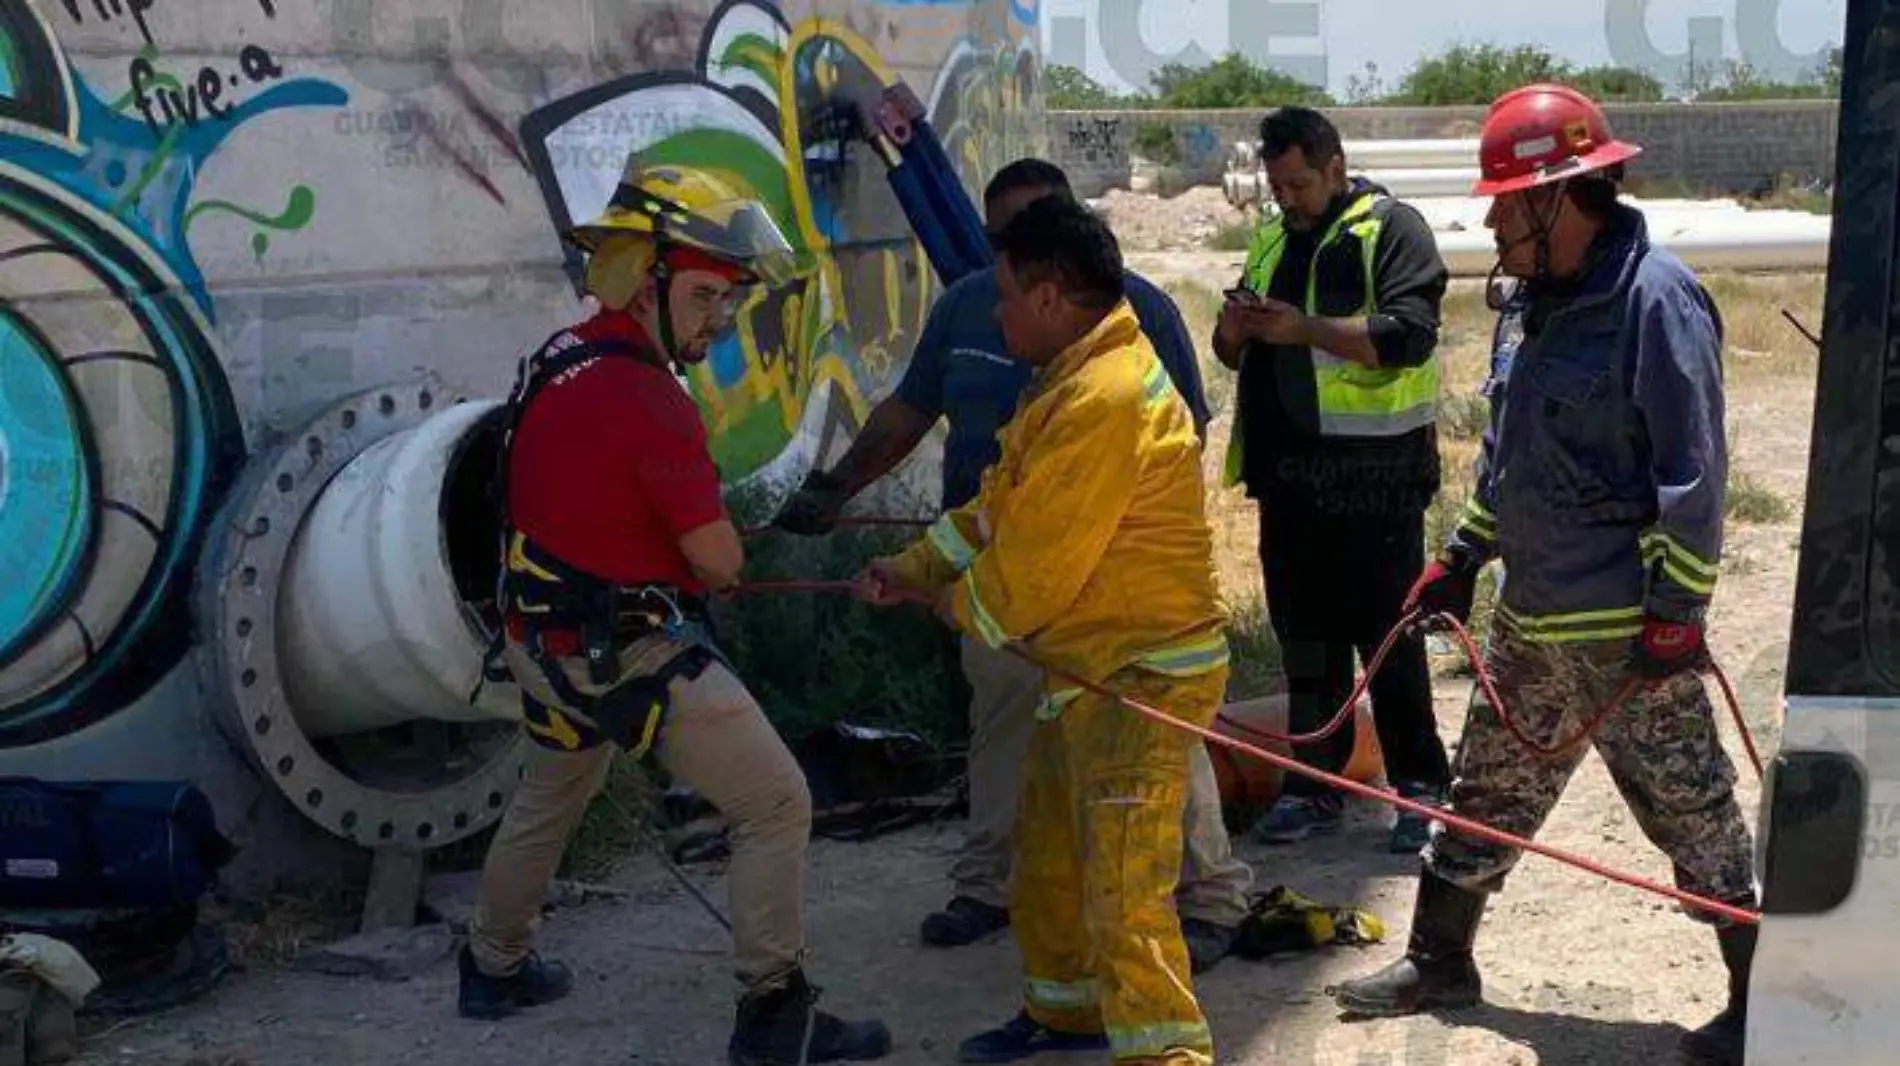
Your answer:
[772,468,850,536]
[1632,617,1711,682]
[1403,555,1478,628]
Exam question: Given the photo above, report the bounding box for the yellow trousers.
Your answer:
[1011,666,1230,1066]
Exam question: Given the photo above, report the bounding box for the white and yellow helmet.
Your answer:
[568,156,803,289]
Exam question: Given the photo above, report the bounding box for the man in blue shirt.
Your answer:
[773,159,1252,974]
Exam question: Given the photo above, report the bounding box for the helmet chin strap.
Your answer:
[651,252,684,369]
[1485,181,1572,310]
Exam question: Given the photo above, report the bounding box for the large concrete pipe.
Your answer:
[279,398,517,738]
[197,382,529,850]
[1434,220,1833,276]
[1227,166,1481,207]
[1358,167,1485,199]
[1343,138,1483,170]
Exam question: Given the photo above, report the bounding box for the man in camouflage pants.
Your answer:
[1326,85,1757,1066]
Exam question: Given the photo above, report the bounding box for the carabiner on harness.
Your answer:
[629,584,689,643]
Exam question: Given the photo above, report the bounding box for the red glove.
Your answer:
[1634,618,1711,681]
[1404,558,1476,626]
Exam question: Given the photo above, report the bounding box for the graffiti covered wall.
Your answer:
[0,0,1040,751]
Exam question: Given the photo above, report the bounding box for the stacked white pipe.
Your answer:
[1223,137,1832,274]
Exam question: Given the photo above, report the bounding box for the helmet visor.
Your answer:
[632,191,811,289]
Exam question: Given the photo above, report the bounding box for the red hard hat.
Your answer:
[1472,83,1642,197]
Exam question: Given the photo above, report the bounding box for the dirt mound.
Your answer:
[1090,186,1253,252]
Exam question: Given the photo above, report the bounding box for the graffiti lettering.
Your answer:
[58,0,158,49]
[117,0,287,138]
[62,0,286,77]
[128,45,287,135]
[1063,117,1120,157]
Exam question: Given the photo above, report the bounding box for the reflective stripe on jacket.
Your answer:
[1445,204,1727,638]
[883,299,1231,695]
[1221,186,1442,488]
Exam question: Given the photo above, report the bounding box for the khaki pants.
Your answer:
[953,638,1253,926]
[468,654,813,989]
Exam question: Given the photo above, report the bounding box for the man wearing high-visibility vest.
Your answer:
[1213,106,1453,853]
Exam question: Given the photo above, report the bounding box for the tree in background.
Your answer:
[1041,43,1841,111]
[1565,64,1667,102]
[1343,61,1388,105]
[1384,43,1662,105]
[1148,53,1335,108]
[1691,47,1842,101]
[1045,63,1155,109]
[1043,53,1330,110]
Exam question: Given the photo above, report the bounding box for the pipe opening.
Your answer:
[442,407,509,632]
[277,400,516,806]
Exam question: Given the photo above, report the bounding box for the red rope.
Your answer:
[728,574,1767,927]
[1210,609,1414,747]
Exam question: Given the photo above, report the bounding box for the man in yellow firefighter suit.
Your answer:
[858,194,1231,1065]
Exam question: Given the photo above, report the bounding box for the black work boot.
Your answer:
[728,967,893,1065]
[919,896,1009,947]
[1678,919,1756,1065]
[457,944,574,1020]
[1328,872,1486,1017]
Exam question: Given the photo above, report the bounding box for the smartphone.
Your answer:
[1223,287,1258,305]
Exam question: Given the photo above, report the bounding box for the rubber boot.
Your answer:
[1328,872,1485,1017]
[727,967,893,1065]
[457,945,574,1020]
[1677,920,1756,1065]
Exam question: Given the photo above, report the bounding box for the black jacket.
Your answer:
[1223,179,1448,518]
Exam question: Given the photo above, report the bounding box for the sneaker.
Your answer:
[1254,793,1345,844]
[957,1012,1108,1063]
[457,945,573,1020]
[920,896,1010,947]
[1181,917,1238,975]
[1388,782,1446,855]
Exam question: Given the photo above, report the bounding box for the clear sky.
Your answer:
[1041,0,1847,98]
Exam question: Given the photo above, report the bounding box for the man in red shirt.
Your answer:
[460,158,891,1066]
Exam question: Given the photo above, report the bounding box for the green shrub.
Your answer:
[713,480,967,754]
[1133,121,1181,165]
[1727,469,1792,524]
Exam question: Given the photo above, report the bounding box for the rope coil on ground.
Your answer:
[726,571,1767,927]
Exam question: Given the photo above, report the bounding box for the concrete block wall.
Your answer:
[1050,101,1840,198]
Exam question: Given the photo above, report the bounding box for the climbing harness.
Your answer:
[471,328,726,755]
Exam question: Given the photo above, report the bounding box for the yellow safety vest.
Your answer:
[1221,189,1441,488]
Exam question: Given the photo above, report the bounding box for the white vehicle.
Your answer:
[1747,2,1900,1061]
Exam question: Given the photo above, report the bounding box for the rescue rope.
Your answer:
[725,576,1766,927]
[1435,610,1767,779]
[731,580,1766,779]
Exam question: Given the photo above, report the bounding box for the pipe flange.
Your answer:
[197,379,527,848]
